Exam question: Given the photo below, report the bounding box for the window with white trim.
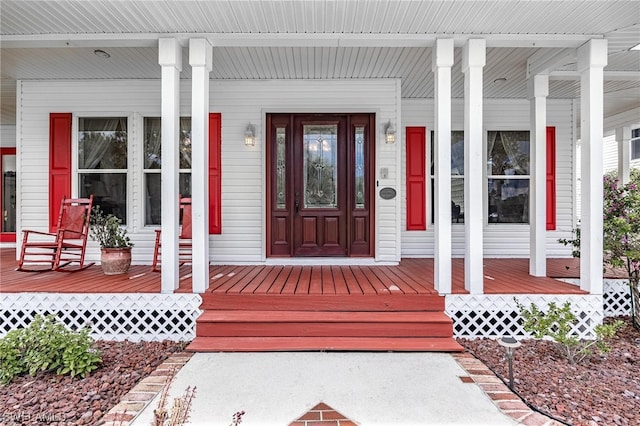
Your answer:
[143,117,192,225]
[487,130,530,224]
[77,117,128,224]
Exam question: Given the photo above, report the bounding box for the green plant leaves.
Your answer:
[0,315,102,384]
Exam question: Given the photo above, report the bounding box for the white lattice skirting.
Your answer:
[0,293,202,342]
[0,281,630,341]
[446,294,604,339]
[603,279,633,316]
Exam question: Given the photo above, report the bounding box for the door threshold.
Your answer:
[265,258,398,266]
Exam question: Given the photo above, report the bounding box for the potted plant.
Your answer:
[89,206,134,275]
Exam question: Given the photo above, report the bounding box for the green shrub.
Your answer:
[0,315,101,384]
[515,299,624,364]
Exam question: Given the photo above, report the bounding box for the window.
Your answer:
[632,128,640,160]
[143,117,192,225]
[487,131,530,224]
[430,131,465,224]
[77,117,128,223]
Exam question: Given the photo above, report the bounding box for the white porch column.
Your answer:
[189,39,212,294]
[616,126,631,184]
[158,38,182,293]
[462,39,486,294]
[433,39,454,294]
[578,39,607,294]
[528,74,549,277]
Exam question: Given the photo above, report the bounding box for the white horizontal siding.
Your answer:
[18,78,400,264]
[400,98,576,258]
[209,79,400,262]
[602,134,618,173]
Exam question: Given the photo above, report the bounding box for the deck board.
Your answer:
[0,248,594,295]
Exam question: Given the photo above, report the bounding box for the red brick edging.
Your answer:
[452,353,564,426]
[97,352,194,426]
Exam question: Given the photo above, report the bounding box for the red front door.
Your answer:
[267,113,374,257]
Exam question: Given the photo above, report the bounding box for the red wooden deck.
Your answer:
[0,248,589,295]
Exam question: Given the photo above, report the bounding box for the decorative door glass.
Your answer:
[354,126,365,208]
[303,124,338,208]
[1,154,16,233]
[276,127,287,209]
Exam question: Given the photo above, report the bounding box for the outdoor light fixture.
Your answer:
[384,121,396,144]
[93,49,111,58]
[497,336,521,389]
[244,123,256,147]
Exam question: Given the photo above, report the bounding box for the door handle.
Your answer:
[295,192,300,214]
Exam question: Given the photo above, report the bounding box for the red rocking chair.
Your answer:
[151,197,193,272]
[18,195,95,272]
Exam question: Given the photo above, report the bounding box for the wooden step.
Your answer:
[196,310,453,338]
[199,294,445,311]
[187,336,465,352]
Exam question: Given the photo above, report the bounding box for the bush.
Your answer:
[516,299,624,364]
[0,315,101,384]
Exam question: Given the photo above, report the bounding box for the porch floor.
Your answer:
[0,248,588,295]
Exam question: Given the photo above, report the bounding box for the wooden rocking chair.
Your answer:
[18,195,95,272]
[151,197,192,272]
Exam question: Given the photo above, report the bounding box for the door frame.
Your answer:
[266,113,376,258]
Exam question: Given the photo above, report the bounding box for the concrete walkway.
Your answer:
[125,352,531,426]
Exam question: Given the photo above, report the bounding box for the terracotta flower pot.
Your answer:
[100,247,132,275]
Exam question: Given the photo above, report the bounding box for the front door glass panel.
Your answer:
[303,124,338,208]
[355,126,365,209]
[1,154,16,233]
[276,127,287,209]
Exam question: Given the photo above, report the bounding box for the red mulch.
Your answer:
[459,316,640,426]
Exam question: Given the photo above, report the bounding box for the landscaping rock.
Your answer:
[0,340,184,426]
[460,316,640,426]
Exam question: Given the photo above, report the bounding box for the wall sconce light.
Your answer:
[244,123,256,147]
[384,121,396,144]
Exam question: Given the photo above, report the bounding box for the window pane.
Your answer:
[487,131,530,176]
[430,131,465,224]
[144,173,191,225]
[632,137,640,160]
[430,131,465,175]
[303,124,338,208]
[144,118,162,169]
[179,118,192,169]
[452,177,464,223]
[276,127,286,209]
[451,131,464,175]
[80,173,127,223]
[355,126,365,208]
[1,154,16,232]
[488,178,529,223]
[78,118,127,169]
[143,117,192,169]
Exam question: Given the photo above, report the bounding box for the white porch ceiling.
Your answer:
[1,0,639,125]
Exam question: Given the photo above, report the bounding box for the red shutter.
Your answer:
[208,113,222,234]
[406,127,426,230]
[49,113,72,232]
[546,126,556,230]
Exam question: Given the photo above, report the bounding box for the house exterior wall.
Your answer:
[401,98,576,258]
[17,78,400,264]
[602,133,640,173]
[17,78,578,264]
